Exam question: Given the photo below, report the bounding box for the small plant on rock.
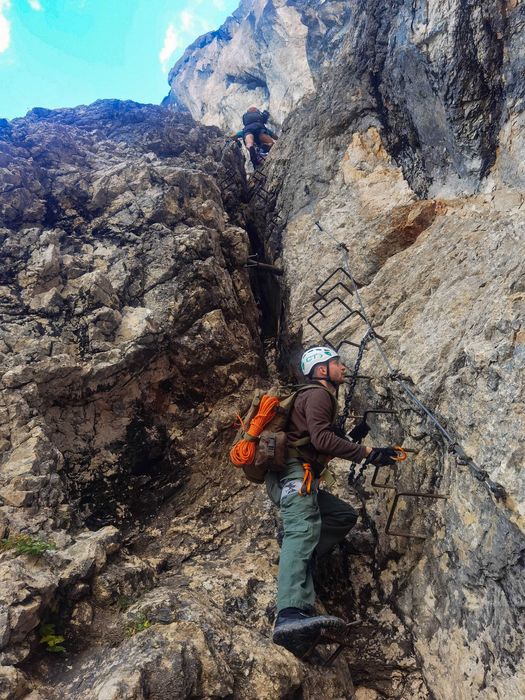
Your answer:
[39,623,66,653]
[0,534,57,557]
[116,595,132,611]
[126,615,151,637]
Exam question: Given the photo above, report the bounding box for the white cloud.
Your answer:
[212,0,226,9]
[159,23,179,73]
[159,6,216,74]
[0,0,11,54]
[180,9,194,32]
[159,8,211,73]
[27,0,43,10]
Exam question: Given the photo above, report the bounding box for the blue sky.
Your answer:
[0,0,239,121]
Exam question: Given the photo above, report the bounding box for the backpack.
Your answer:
[229,384,336,484]
[242,110,264,127]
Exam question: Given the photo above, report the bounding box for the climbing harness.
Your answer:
[312,220,507,507]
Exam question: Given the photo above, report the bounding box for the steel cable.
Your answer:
[314,221,507,502]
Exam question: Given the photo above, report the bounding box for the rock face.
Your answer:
[168,0,523,198]
[0,100,293,698]
[0,99,257,532]
[1,1,524,699]
[168,0,525,697]
[167,0,318,131]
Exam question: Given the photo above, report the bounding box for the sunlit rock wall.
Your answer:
[256,1,525,697]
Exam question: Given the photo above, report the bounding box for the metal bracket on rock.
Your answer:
[384,489,449,540]
[363,449,447,540]
[307,298,376,352]
[218,170,238,193]
[247,170,271,204]
[308,267,383,353]
[302,620,362,668]
[246,254,284,276]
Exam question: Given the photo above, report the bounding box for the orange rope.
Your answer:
[299,463,313,496]
[230,395,280,467]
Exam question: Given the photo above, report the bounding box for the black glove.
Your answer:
[347,420,371,443]
[367,447,398,466]
[261,109,270,122]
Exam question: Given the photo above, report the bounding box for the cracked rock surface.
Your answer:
[1,0,525,698]
[0,100,300,698]
[244,2,525,697]
[168,0,523,198]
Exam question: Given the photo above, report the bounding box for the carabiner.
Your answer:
[393,445,408,461]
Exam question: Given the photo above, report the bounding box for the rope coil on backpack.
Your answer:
[229,395,280,467]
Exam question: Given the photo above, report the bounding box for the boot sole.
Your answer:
[273,615,348,653]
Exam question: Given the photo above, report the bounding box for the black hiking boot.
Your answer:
[272,607,347,658]
[248,145,262,168]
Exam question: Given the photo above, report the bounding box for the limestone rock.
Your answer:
[173,0,522,197]
[2,1,525,697]
[167,0,323,131]
[254,5,525,694]
[0,665,28,700]
[0,98,268,697]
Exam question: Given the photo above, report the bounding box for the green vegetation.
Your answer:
[126,615,151,637]
[0,534,57,557]
[116,595,133,611]
[39,623,66,653]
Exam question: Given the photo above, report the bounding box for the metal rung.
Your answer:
[385,491,448,540]
[313,282,355,310]
[315,267,355,298]
[307,296,354,338]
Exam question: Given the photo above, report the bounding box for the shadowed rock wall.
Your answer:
[0,100,276,697]
[253,2,525,695]
[0,1,524,698]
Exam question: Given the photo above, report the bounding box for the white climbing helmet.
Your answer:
[300,346,339,376]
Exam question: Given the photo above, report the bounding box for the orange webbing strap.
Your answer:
[299,463,313,496]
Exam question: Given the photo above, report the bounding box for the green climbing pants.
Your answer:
[265,458,358,613]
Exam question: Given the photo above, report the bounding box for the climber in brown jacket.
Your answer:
[268,346,398,656]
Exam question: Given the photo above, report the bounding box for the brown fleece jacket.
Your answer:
[286,384,368,471]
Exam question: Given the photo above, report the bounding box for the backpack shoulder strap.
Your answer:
[295,383,338,416]
[286,383,338,448]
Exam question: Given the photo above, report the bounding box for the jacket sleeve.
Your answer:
[303,389,368,462]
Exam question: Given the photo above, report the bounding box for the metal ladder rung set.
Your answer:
[307,267,448,541]
[218,148,284,275]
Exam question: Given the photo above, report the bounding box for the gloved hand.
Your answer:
[367,447,398,466]
[347,420,371,443]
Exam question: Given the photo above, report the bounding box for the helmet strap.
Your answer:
[310,362,338,390]
[325,360,338,389]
